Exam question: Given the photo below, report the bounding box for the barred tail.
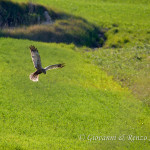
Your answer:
[29,72,39,82]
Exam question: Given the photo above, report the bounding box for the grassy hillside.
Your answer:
[0,0,150,149]
[0,0,104,47]
[15,0,149,104]
[13,0,150,47]
[84,44,150,105]
[0,38,149,149]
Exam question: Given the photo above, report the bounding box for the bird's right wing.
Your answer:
[29,45,42,69]
[44,63,65,71]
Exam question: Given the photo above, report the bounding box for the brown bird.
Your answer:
[29,45,65,82]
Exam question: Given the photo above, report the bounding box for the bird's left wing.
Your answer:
[44,63,65,71]
[29,45,42,69]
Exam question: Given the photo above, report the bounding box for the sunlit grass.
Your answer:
[12,0,150,47]
[0,0,150,149]
[0,38,149,149]
[85,45,150,105]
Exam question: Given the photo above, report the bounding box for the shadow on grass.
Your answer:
[0,0,105,48]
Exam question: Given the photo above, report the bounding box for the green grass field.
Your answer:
[13,0,150,47]
[0,38,149,149]
[84,44,150,105]
[0,0,150,149]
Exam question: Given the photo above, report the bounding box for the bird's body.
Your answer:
[29,45,64,82]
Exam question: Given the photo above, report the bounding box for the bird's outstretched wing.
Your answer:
[29,45,42,69]
[44,63,65,71]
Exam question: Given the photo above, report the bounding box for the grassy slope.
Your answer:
[13,0,150,47]
[0,0,104,47]
[11,0,150,103]
[0,38,150,149]
[0,0,150,149]
[84,45,150,105]
[13,0,150,29]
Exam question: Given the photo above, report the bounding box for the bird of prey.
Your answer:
[29,45,65,82]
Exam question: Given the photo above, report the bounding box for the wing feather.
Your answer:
[44,63,65,71]
[29,45,42,69]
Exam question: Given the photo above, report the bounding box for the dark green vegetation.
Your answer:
[0,21,102,47]
[0,0,150,149]
[0,0,50,26]
[0,0,104,47]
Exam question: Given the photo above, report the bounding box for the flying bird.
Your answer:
[29,45,65,82]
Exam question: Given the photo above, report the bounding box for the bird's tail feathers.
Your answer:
[29,72,39,82]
